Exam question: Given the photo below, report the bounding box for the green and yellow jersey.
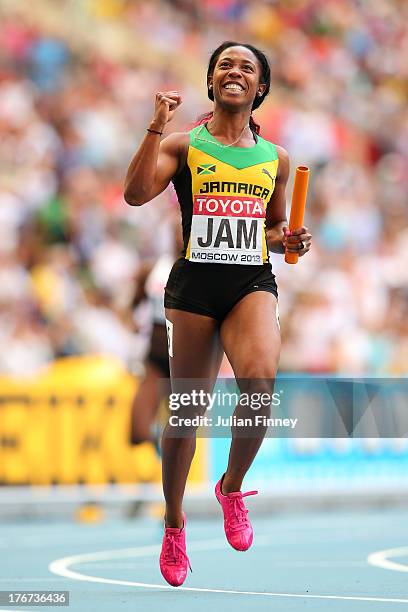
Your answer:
[173,124,279,266]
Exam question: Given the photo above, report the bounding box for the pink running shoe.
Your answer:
[159,513,192,587]
[215,476,258,551]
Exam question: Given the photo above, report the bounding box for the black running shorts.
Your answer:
[164,258,278,322]
[146,322,170,377]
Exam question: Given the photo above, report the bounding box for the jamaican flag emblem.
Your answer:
[197,164,216,175]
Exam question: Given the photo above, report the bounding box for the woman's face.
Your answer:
[208,46,266,111]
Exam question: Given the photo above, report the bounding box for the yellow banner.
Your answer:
[0,356,206,485]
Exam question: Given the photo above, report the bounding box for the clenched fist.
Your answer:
[150,91,182,132]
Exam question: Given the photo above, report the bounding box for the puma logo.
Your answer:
[262,168,275,184]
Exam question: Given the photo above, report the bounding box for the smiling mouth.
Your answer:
[223,82,245,93]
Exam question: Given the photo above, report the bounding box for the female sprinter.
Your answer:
[124,41,312,587]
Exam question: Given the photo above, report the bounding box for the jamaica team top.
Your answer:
[173,123,279,266]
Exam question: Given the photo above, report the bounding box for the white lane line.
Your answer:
[76,561,366,570]
[368,547,408,573]
[49,538,408,604]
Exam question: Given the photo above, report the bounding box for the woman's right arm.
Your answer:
[124,91,187,206]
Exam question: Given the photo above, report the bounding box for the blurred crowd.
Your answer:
[0,0,407,376]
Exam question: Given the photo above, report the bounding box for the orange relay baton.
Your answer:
[285,166,310,264]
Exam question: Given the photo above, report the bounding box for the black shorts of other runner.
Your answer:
[146,322,170,377]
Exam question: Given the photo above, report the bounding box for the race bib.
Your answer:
[189,195,265,265]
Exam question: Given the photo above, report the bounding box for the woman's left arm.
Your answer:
[265,145,312,256]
